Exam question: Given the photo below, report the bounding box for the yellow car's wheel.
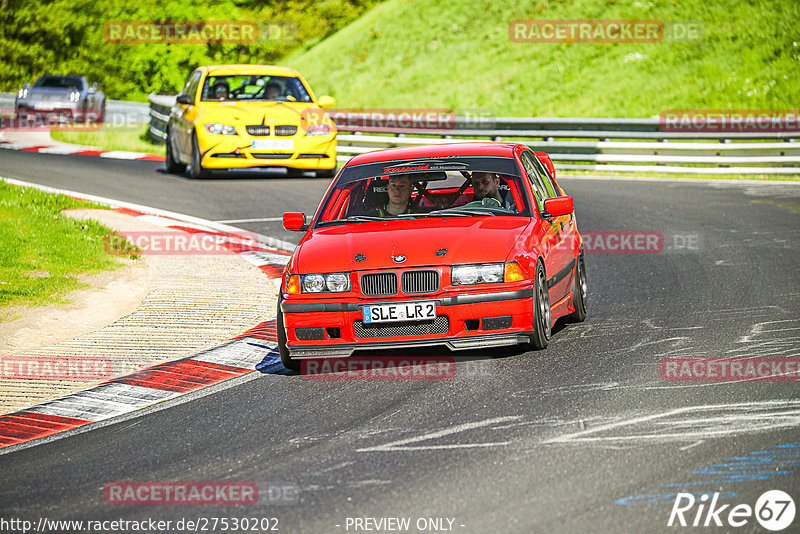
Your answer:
[189,132,209,179]
[165,130,186,174]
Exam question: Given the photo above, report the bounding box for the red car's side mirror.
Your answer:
[534,151,556,180]
[543,196,574,217]
[283,212,308,231]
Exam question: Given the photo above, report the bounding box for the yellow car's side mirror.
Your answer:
[317,95,336,109]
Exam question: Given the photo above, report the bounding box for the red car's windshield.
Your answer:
[315,157,530,226]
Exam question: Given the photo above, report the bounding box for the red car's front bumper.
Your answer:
[280,286,536,358]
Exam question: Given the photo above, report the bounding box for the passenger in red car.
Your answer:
[373,175,413,216]
[470,172,502,203]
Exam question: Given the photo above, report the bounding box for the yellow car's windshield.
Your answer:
[200,74,313,103]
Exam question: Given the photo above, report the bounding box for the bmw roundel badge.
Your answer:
[392,255,407,263]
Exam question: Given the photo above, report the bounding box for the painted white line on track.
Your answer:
[99,151,151,160]
[215,217,284,223]
[357,415,521,452]
[544,400,800,444]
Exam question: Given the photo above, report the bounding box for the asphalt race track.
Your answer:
[1,148,799,532]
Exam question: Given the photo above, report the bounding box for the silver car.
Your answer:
[15,75,106,124]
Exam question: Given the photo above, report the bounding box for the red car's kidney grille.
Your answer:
[245,125,270,136]
[401,270,439,294]
[360,273,398,296]
[354,315,449,338]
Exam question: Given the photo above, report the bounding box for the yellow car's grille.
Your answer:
[274,125,298,136]
[245,125,270,136]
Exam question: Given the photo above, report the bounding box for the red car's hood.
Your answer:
[294,217,530,273]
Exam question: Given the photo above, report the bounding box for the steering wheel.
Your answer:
[464,197,502,208]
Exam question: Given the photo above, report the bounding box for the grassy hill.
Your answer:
[287,0,800,117]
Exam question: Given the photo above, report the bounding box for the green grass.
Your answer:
[0,181,138,316]
[50,124,165,155]
[288,0,799,117]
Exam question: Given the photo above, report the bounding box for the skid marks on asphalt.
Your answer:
[543,400,800,446]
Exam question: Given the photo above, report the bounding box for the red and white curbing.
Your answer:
[0,180,290,452]
[0,129,166,161]
[0,138,165,161]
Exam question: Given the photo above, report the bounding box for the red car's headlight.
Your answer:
[295,273,350,293]
[452,262,525,285]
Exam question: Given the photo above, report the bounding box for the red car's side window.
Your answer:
[319,188,345,222]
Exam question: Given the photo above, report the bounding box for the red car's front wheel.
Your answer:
[277,298,300,372]
[530,261,551,350]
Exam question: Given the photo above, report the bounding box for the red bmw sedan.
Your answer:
[278,142,586,370]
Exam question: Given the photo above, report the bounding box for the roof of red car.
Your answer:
[346,142,521,166]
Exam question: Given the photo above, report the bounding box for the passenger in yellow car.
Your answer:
[265,82,282,100]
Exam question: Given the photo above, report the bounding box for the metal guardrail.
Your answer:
[148,94,175,143]
[148,93,800,174]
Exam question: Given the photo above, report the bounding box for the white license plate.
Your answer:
[363,302,436,324]
[251,139,293,151]
[33,104,55,110]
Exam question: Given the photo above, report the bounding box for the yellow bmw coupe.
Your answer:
[166,65,337,178]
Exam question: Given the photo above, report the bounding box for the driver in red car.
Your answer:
[372,175,414,216]
[470,171,502,204]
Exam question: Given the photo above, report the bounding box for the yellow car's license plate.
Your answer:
[251,139,294,151]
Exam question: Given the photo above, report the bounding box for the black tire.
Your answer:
[316,167,336,178]
[530,261,551,350]
[568,253,587,322]
[165,130,186,174]
[277,301,299,371]
[189,132,209,179]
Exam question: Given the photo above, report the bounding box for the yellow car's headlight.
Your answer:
[205,123,238,135]
[304,124,333,136]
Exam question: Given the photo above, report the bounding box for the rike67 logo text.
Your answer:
[668,491,795,531]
